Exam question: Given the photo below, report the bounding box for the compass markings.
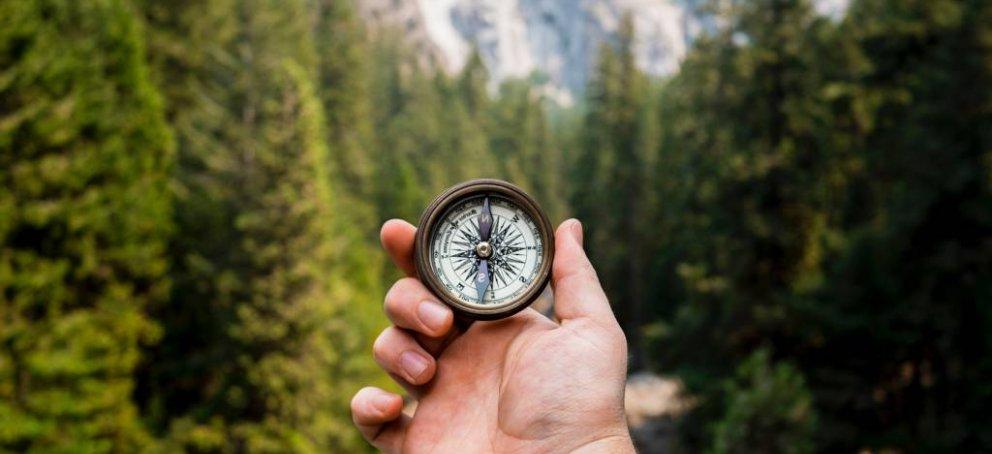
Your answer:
[431,196,542,305]
[452,257,473,273]
[492,264,504,287]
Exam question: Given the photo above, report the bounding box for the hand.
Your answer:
[351,219,634,453]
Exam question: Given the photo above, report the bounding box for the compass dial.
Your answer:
[429,195,544,307]
[415,179,554,320]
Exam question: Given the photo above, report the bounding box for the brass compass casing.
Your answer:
[414,179,554,321]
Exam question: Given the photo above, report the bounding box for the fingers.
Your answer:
[381,219,417,277]
[385,277,454,338]
[351,386,409,452]
[552,219,616,324]
[382,222,461,355]
[373,326,437,386]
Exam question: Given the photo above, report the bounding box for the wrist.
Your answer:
[570,434,636,453]
[566,417,635,454]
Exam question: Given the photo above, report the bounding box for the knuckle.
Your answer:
[383,281,402,307]
[350,387,374,413]
[396,276,420,289]
[384,277,419,309]
[575,258,599,280]
[614,327,628,356]
[557,256,598,282]
[372,329,394,361]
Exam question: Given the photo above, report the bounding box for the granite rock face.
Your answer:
[356,0,847,103]
[426,0,692,104]
[356,0,448,69]
[357,0,693,104]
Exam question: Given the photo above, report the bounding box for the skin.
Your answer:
[351,219,635,453]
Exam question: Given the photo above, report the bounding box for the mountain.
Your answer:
[357,0,849,104]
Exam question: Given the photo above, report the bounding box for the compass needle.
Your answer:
[478,197,493,241]
[475,260,491,305]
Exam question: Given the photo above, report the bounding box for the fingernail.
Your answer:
[569,219,583,245]
[400,351,430,381]
[372,394,395,413]
[418,300,450,333]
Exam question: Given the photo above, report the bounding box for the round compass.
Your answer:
[414,179,554,321]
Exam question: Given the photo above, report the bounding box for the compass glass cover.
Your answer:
[429,194,544,308]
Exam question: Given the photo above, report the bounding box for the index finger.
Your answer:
[380,219,417,277]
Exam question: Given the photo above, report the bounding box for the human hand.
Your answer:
[351,219,634,453]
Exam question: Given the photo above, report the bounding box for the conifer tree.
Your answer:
[367,37,455,221]
[364,35,425,224]
[310,0,389,405]
[653,0,992,450]
[435,70,493,185]
[490,79,567,221]
[137,0,378,450]
[572,14,655,368]
[802,0,992,449]
[649,0,840,447]
[712,349,816,454]
[313,0,375,207]
[0,0,172,450]
[459,49,491,123]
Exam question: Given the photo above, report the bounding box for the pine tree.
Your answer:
[490,79,567,222]
[313,0,375,207]
[310,0,390,407]
[136,0,378,450]
[365,35,426,224]
[573,14,656,368]
[654,0,992,450]
[435,69,493,185]
[368,36,461,221]
[712,349,816,454]
[651,0,841,448]
[369,35,415,211]
[0,0,172,450]
[803,0,992,449]
[459,49,490,123]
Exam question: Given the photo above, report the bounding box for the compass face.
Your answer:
[428,194,545,308]
[415,179,554,320]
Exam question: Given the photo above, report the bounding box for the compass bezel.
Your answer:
[414,179,555,321]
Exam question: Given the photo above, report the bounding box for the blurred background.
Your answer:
[1,0,990,452]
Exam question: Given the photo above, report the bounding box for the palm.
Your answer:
[405,309,625,452]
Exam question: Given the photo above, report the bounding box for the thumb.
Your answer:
[552,219,615,323]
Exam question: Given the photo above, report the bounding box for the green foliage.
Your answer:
[656,0,837,376]
[310,0,390,413]
[489,79,567,222]
[136,0,382,450]
[798,0,992,449]
[645,0,992,451]
[2,0,990,451]
[131,9,574,444]
[572,14,658,368]
[712,349,816,454]
[313,0,375,208]
[0,0,172,450]
[366,34,567,227]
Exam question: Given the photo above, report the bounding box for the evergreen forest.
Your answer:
[1,0,990,452]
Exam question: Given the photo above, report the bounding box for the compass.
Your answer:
[414,179,554,321]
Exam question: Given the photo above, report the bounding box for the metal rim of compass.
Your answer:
[414,179,555,321]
